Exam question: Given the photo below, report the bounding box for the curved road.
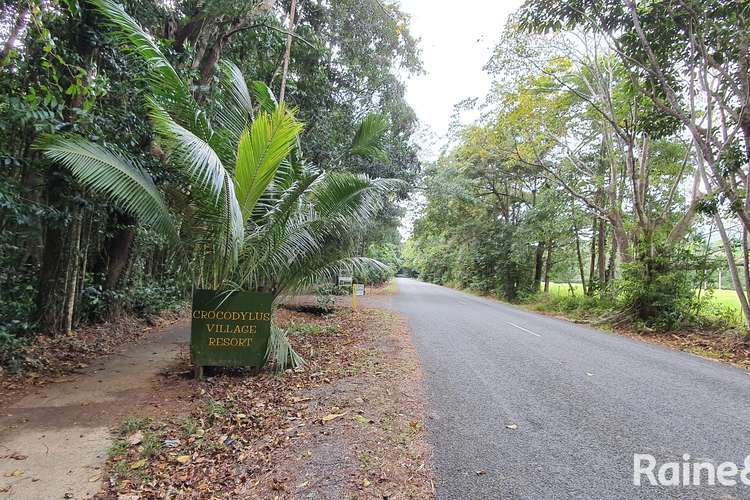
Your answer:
[393,278,750,499]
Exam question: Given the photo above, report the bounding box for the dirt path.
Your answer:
[0,321,191,499]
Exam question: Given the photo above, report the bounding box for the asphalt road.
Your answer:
[393,278,750,499]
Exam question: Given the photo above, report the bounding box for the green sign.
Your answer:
[191,289,273,371]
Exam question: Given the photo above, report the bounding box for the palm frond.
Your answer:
[253,159,320,219]
[251,81,279,114]
[37,135,175,236]
[214,60,254,143]
[265,324,305,374]
[234,105,303,222]
[350,113,389,161]
[310,173,404,226]
[150,102,229,201]
[239,210,321,291]
[185,174,244,289]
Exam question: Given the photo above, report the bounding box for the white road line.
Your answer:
[506,321,542,338]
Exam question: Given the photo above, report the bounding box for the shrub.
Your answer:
[617,253,698,330]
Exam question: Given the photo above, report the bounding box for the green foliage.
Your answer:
[360,241,401,284]
[80,278,186,322]
[406,156,543,301]
[0,0,420,349]
[350,114,389,162]
[529,289,616,319]
[617,256,699,330]
[0,330,29,373]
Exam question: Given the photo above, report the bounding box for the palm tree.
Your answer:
[38,0,401,371]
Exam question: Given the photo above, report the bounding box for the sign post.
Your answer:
[191,289,273,379]
[352,283,365,310]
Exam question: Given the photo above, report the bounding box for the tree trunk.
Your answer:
[597,219,606,284]
[543,242,553,293]
[574,223,587,294]
[606,230,617,284]
[609,210,631,263]
[587,217,597,295]
[198,37,225,85]
[713,212,750,329]
[75,209,92,327]
[697,158,750,330]
[63,208,83,335]
[36,166,69,335]
[36,8,96,335]
[102,212,137,290]
[742,119,750,305]
[0,7,29,63]
[279,0,298,102]
[533,241,545,292]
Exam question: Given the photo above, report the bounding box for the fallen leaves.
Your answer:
[353,414,373,425]
[409,420,423,431]
[129,459,147,470]
[321,411,348,423]
[100,305,433,499]
[126,431,143,445]
[3,469,24,477]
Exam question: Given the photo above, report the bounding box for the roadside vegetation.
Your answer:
[405,1,750,349]
[0,0,417,373]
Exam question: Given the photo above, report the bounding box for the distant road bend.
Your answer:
[394,278,750,499]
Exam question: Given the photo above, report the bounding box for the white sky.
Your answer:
[398,0,524,159]
[396,0,523,238]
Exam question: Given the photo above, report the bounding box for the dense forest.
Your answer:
[406,0,750,334]
[0,0,420,363]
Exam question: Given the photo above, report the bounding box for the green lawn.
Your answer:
[546,282,743,317]
[546,282,584,296]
